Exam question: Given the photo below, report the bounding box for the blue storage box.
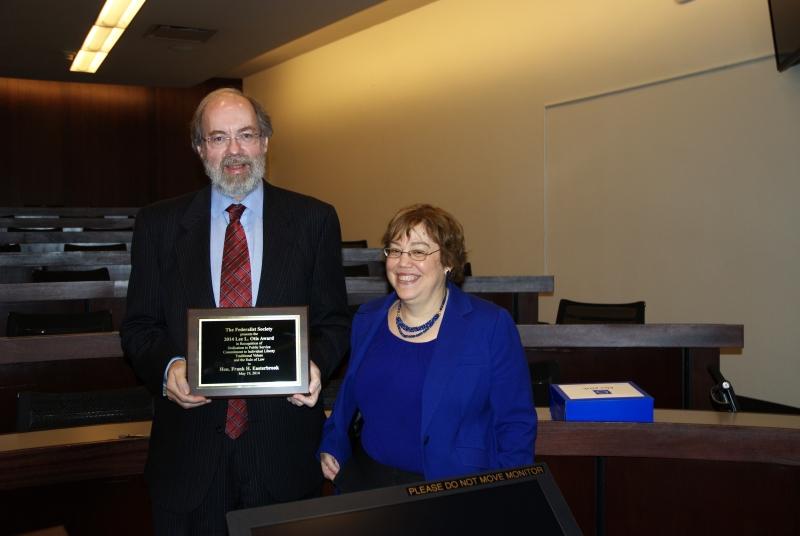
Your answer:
[549,382,654,422]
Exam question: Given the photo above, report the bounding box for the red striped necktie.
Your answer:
[221,203,250,439]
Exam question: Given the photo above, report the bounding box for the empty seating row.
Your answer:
[0,322,744,435]
[0,207,137,260]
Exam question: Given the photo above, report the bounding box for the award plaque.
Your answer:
[187,306,309,397]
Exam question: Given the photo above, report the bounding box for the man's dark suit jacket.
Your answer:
[120,182,350,513]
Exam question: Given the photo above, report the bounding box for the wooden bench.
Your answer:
[0,208,138,260]
[0,321,740,430]
[0,207,139,217]
[0,247,550,318]
[0,248,376,285]
[0,248,387,267]
[0,274,554,336]
[0,332,137,433]
[0,321,750,535]
[0,217,136,231]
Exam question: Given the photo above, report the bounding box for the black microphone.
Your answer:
[707,365,739,412]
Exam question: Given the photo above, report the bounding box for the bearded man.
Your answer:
[120,88,350,535]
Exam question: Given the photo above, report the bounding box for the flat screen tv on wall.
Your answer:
[768,0,800,72]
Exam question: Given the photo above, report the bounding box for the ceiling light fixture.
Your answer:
[70,0,146,73]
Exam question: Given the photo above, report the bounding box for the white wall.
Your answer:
[545,57,800,404]
[245,0,800,406]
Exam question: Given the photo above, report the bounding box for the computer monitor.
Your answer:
[228,463,581,535]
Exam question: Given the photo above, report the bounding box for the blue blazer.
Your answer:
[320,282,536,480]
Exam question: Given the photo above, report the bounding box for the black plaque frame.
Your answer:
[187,306,308,397]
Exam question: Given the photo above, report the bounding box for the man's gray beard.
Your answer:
[205,154,265,198]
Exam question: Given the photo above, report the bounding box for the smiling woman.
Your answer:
[319,203,537,492]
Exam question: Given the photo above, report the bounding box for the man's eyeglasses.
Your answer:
[203,132,263,148]
[383,248,440,261]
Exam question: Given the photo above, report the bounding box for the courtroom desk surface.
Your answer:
[2,409,797,460]
[2,411,796,536]
[0,331,124,364]
[0,421,151,490]
[535,408,800,466]
[0,421,150,453]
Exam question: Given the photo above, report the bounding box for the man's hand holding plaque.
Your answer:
[165,359,211,409]
[288,360,322,407]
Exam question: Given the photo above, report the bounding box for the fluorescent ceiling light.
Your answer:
[70,0,146,73]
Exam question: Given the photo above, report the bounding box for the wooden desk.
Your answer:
[0,207,139,218]
[0,218,135,230]
[1,410,798,535]
[0,231,133,245]
[0,274,553,332]
[537,408,800,466]
[0,251,131,268]
[534,409,800,535]
[519,324,743,410]
[0,423,150,536]
[0,332,123,365]
[0,275,553,301]
[0,319,733,434]
[0,421,150,491]
[0,247,552,323]
[0,247,382,266]
[1,410,796,491]
[0,333,137,433]
[0,281,129,303]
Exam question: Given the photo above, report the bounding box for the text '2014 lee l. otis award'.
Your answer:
[186,306,309,397]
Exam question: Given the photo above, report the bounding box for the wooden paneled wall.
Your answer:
[0,77,242,207]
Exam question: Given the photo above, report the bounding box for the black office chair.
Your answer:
[84,225,134,232]
[64,243,127,251]
[6,310,113,336]
[0,243,21,252]
[343,264,371,277]
[342,239,368,248]
[529,360,561,407]
[31,267,111,282]
[6,226,60,232]
[556,299,645,324]
[16,386,153,432]
[342,239,372,276]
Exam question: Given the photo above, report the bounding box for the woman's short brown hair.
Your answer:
[381,204,468,283]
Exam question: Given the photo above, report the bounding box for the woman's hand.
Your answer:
[320,452,340,481]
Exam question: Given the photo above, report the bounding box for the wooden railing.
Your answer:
[2,407,795,490]
[0,218,136,230]
[0,324,769,536]
[0,207,139,217]
[0,323,741,366]
[517,323,742,348]
[0,408,796,533]
[0,276,554,303]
